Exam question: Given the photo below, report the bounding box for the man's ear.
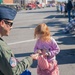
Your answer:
[0,20,5,27]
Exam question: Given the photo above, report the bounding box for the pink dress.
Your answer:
[34,37,60,75]
[37,60,59,75]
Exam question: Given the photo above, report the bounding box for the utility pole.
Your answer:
[24,0,26,9]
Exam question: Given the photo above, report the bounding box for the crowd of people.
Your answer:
[56,0,75,35]
[56,0,75,22]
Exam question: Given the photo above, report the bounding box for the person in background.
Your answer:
[64,2,67,17]
[62,2,65,13]
[0,5,37,75]
[56,2,60,12]
[33,23,60,75]
[60,3,63,13]
[67,0,73,22]
[72,2,75,18]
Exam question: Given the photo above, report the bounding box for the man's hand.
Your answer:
[30,53,39,60]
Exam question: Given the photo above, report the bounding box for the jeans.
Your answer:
[67,10,71,22]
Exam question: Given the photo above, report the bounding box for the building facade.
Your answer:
[3,0,13,3]
[0,0,13,4]
[0,0,56,6]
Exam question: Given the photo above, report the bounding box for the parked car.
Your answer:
[26,3,36,10]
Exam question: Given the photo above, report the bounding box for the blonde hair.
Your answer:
[34,23,51,42]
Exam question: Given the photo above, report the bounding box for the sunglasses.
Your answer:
[4,20,13,27]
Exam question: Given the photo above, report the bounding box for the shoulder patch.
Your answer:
[9,57,17,68]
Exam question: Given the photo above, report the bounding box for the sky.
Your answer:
[57,0,67,2]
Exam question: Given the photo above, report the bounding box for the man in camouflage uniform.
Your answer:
[0,5,37,75]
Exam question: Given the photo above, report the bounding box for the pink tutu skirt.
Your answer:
[37,60,59,75]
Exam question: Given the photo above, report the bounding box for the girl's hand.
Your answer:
[37,50,42,54]
[42,49,51,57]
[42,49,47,56]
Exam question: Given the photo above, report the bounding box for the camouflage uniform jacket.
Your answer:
[0,38,33,75]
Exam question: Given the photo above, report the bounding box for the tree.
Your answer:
[0,0,3,4]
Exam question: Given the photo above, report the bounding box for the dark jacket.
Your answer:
[67,1,73,11]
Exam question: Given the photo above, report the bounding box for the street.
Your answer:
[3,7,75,75]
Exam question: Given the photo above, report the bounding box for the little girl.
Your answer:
[34,23,60,75]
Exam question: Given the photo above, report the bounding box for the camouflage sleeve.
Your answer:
[12,56,33,75]
[0,49,33,75]
[0,41,33,75]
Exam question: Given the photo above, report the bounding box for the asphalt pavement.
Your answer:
[3,7,75,75]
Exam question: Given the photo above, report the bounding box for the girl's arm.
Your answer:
[50,37,60,57]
